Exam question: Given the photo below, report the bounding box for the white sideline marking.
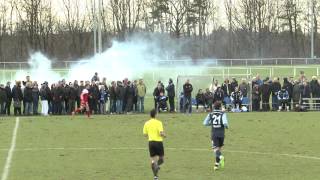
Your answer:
[0,146,319,161]
[1,117,20,180]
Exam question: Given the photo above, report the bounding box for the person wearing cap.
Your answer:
[72,88,91,118]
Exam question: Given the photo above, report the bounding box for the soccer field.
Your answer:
[0,112,319,180]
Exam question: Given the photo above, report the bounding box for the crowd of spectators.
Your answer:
[193,71,320,112]
[0,73,149,116]
[0,71,319,116]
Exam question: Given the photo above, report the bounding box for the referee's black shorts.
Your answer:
[148,141,164,157]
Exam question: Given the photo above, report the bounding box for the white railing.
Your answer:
[0,58,320,69]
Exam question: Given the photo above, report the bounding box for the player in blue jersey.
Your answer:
[203,101,229,171]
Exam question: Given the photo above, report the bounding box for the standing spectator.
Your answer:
[221,79,231,97]
[91,72,100,82]
[132,80,138,112]
[125,81,135,113]
[122,78,129,112]
[24,82,33,115]
[310,76,320,109]
[301,81,311,109]
[153,82,164,110]
[5,82,12,115]
[68,83,78,114]
[271,77,281,111]
[230,77,238,93]
[165,78,175,112]
[209,79,219,93]
[116,81,125,114]
[32,82,40,115]
[74,80,80,108]
[256,74,263,86]
[183,79,193,114]
[213,86,224,104]
[40,83,49,116]
[252,84,261,111]
[196,89,206,112]
[0,84,7,114]
[12,81,23,115]
[137,79,147,113]
[282,77,293,110]
[239,78,250,97]
[109,81,117,114]
[204,88,214,111]
[292,81,302,109]
[99,85,107,114]
[90,81,100,114]
[261,80,271,111]
[43,81,52,114]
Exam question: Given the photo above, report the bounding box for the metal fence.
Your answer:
[1,58,320,69]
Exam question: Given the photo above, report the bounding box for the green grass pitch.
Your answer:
[0,112,319,180]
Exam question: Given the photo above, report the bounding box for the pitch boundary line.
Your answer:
[1,117,20,180]
[0,146,319,161]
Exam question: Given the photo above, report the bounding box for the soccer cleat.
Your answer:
[154,176,159,180]
[219,155,225,169]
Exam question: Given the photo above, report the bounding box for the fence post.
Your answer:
[293,67,296,77]
[230,60,233,66]
[290,59,293,66]
[245,59,248,67]
[260,59,263,65]
[317,67,319,76]
[305,58,308,65]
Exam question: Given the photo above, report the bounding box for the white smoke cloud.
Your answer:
[12,34,216,85]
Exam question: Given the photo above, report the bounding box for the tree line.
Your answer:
[0,0,319,62]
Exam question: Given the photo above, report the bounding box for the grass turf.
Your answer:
[0,112,319,180]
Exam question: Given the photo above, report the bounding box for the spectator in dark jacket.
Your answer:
[12,81,23,115]
[261,80,271,111]
[239,78,250,97]
[282,77,293,110]
[292,81,302,109]
[74,80,80,108]
[183,79,193,114]
[196,89,206,112]
[204,88,214,112]
[221,78,231,97]
[40,83,49,116]
[301,81,311,108]
[109,81,116,114]
[5,82,12,115]
[24,82,33,115]
[252,84,261,111]
[32,82,40,115]
[166,78,175,112]
[153,82,165,110]
[0,84,7,114]
[90,81,100,114]
[125,81,135,113]
[116,81,125,114]
[230,77,238,93]
[68,83,78,114]
[213,86,224,104]
[271,78,281,111]
[310,76,320,109]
